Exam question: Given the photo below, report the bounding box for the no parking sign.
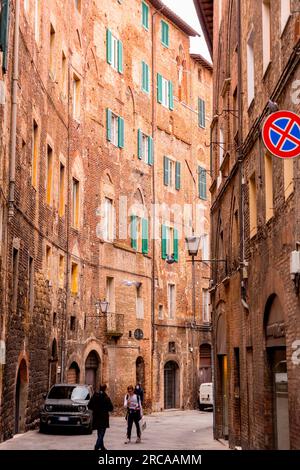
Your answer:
[262,110,300,159]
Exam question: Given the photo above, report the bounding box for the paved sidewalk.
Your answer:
[0,410,227,451]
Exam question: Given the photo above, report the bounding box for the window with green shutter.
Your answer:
[138,129,143,159]
[148,136,153,165]
[173,228,179,262]
[142,61,149,93]
[0,0,10,72]
[161,224,167,259]
[131,215,137,250]
[157,73,163,103]
[161,20,169,47]
[142,2,149,30]
[118,116,124,148]
[168,81,174,110]
[142,218,149,254]
[175,162,181,190]
[198,98,206,128]
[106,109,112,142]
[107,29,123,73]
[106,29,112,65]
[198,166,207,200]
[164,157,169,186]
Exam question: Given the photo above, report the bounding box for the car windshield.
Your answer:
[48,386,90,400]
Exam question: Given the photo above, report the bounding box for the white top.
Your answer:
[124,393,141,412]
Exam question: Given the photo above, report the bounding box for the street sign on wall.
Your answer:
[262,110,300,159]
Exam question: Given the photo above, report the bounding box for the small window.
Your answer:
[49,23,56,76]
[262,1,271,73]
[73,74,81,120]
[281,0,291,33]
[202,289,210,323]
[46,145,53,205]
[247,29,255,107]
[106,109,125,148]
[142,2,149,30]
[163,157,180,190]
[201,234,209,261]
[249,174,257,237]
[72,178,80,228]
[71,262,79,294]
[162,77,169,108]
[53,311,57,326]
[59,255,64,288]
[70,316,76,331]
[161,225,179,262]
[198,166,207,200]
[168,342,176,353]
[157,74,173,110]
[198,98,206,128]
[168,284,176,319]
[158,304,163,320]
[59,162,65,217]
[161,20,169,47]
[61,51,67,96]
[32,120,39,188]
[12,248,19,312]
[138,130,153,165]
[107,29,123,73]
[136,284,144,319]
[104,198,114,242]
[142,61,149,93]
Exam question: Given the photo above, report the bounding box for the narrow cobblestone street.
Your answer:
[0,411,226,451]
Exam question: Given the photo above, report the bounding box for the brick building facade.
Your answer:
[0,0,212,441]
[196,0,300,450]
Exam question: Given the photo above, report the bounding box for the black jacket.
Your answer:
[88,391,113,429]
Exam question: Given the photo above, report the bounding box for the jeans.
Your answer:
[95,427,106,450]
[127,410,141,440]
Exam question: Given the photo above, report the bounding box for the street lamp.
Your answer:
[185,236,201,323]
[95,299,109,316]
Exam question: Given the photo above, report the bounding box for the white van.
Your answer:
[199,383,213,410]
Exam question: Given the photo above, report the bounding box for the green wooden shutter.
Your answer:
[142,2,149,29]
[169,81,174,110]
[142,61,149,92]
[199,98,206,127]
[142,218,149,254]
[138,129,143,159]
[148,136,153,165]
[161,21,169,47]
[106,109,112,141]
[118,116,124,148]
[163,156,169,186]
[106,29,112,64]
[118,40,123,73]
[131,215,137,250]
[161,224,167,259]
[157,73,163,103]
[199,166,207,200]
[175,161,181,190]
[0,0,10,72]
[173,228,179,262]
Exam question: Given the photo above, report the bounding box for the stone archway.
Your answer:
[164,361,180,409]
[264,294,290,450]
[67,361,80,384]
[85,351,101,392]
[15,359,28,434]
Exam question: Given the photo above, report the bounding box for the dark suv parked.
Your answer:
[40,384,93,433]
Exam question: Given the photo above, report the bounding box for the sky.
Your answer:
[162,0,211,61]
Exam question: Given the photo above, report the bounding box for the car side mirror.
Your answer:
[42,393,47,399]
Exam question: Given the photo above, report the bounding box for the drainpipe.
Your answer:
[8,0,20,221]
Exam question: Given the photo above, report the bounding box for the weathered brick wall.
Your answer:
[211,0,300,450]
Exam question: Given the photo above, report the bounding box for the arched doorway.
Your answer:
[164,361,180,409]
[85,351,101,392]
[49,339,58,388]
[15,359,28,434]
[199,343,212,384]
[136,356,145,386]
[264,295,290,449]
[67,361,80,384]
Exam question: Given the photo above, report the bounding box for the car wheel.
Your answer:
[39,422,48,433]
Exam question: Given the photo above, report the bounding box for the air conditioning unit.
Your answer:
[290,251,300,275]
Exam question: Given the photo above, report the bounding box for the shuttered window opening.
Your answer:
[198,98,206,128]
[164,157,181,190]
[106,109,124,148]
[138,129,153,165]
[161,20,169,47]
[106,29,123,73]
[157,73,173,110]
[198,166,207,200]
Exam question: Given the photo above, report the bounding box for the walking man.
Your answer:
[88,384,113,451]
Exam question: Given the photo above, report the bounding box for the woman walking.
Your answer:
[124,385,142,444]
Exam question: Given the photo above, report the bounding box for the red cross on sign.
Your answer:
[262,110,300,159]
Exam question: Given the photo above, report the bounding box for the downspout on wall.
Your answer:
[8,0,20,220]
